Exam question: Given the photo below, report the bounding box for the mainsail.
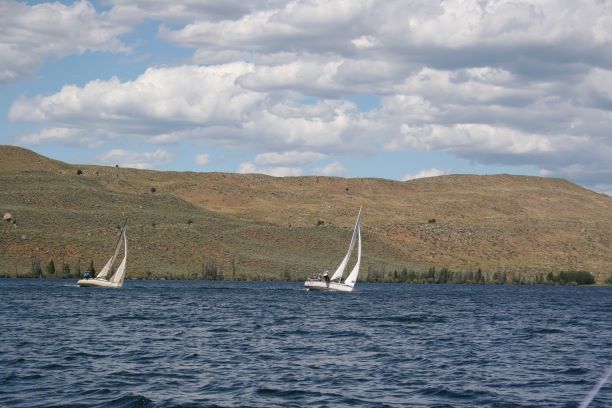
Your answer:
[77,223,128,288]
[330,207,362,282]
[109,228,127,285]
[343,222,361,287]
[96,225,126,281]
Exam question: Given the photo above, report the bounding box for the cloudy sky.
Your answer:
[1,0,611,194]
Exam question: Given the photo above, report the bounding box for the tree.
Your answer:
[201,260,220,280]
[557,271,595,285]
[31,252,42,277]
[88,260,96,275]
[475,268,484,283]
[45,260,56,276]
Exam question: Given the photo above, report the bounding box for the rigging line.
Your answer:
[580,366,612,408]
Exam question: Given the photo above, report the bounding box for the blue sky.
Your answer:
[1,1,611,194]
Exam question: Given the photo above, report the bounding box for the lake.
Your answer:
[1,279,610,407]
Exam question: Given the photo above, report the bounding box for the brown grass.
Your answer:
[1,145,610,282]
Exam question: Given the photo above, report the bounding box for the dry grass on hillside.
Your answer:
[1,145,610,282]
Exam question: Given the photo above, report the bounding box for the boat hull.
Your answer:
[304,280,354,292]
[77,278,122,288]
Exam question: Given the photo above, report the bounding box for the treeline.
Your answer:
[0,254,600,286]
[0,254,98,279]
[364,266,597,285]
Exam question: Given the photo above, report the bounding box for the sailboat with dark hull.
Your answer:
[77,224,127,288]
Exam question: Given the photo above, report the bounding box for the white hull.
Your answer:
[304,280,354,292]
[77,278,123,288]
[305,207,362,293]
[77,224,127,289]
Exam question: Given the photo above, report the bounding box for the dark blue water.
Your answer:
[1,280,610,407]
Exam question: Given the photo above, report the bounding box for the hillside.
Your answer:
[1,145,610,282]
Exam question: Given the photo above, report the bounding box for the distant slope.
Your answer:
[0,145,69,173]
[1,145,610,281]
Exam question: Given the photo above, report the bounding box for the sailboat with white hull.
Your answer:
[304,207,362,292]
[77,224,127,288]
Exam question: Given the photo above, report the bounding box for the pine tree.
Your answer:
[45,260,56,276]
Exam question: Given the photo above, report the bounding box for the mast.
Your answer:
[344,215,362,287]
[96,221,127,280]
[110,227,127,286]
[330,207,362,282]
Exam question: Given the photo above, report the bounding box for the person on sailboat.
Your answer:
[323,270,330,287]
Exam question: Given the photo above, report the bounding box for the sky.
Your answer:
[1,0,611,195]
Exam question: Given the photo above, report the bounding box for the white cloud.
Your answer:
[195,154,211,166]
[0,0,130,85]
[159,0,372,58]
[97,148,173,169]
[314,161,347,177]
[389,124,556,156]
[8,62,381,154]
[237,161,303,177]
[592,185,612,197]
[254,151,327,166]
[351,35,377,50]
[17,127,104,148]
[9,63,265,133]
[106,0,279,24]
[402,168,448,181]
[6,0,612,192]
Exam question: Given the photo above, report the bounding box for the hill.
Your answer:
[1,145,610,282]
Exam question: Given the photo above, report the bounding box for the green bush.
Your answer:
[557,271,595,285]
[45,260,55,276]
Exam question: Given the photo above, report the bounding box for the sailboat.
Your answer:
[304,207,362,292]
[77,224,127,288]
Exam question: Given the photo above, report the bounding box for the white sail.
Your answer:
[109,229,127,286]
[330,207,362,281]
[96,226,125,279]
[78,223,127,288]
[343,223,361,287]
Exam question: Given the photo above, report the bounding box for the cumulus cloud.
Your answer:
[237,161,303,177]
[0,0,130,85]
[9,63,264,131]
[17,127,104,148]
[159,0,372,58]
[157,0,612,71]
[9,65,377,154]
[106,0,283,24]
[314,161,347,177]
[254,151,327,166]
[195,154,211,166]
[6,0,612,190]
[97,148,173,169]
[388,124,556,157]
[402,168,448,181]
[591,185,612,197]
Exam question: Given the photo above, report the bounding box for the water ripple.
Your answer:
[0,280,610,407]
